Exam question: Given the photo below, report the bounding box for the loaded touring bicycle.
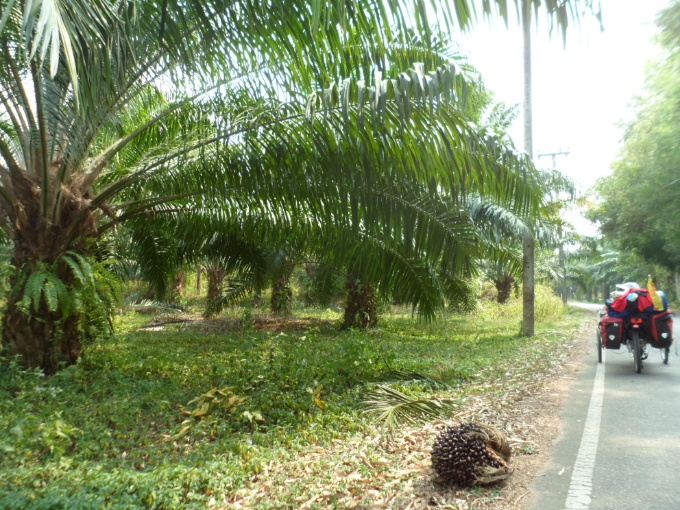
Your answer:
[597,284,674,373]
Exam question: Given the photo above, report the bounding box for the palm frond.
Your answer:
[363,384,457,429]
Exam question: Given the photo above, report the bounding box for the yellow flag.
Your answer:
[647,277,664,310]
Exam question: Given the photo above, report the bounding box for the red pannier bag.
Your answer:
[650,310,673,348]
[599,315,623,349]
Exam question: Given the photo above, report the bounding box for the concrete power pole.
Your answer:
[522,0,535,337]
[538,150,570,170]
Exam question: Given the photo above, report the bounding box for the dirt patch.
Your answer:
[138,313,338,333]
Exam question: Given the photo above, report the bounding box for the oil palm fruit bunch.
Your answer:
[431,422,512,486]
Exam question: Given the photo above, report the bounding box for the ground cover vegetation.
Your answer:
[0,287,586,509]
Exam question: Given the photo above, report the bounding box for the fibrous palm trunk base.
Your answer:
[172,271,187,302]
[301,263,317,307]
[204,266,226,318]
[494,273,514,304]
[0,174,95,374]
[2,287,81,376]
[271,275,293,315]
[342,277,378,330]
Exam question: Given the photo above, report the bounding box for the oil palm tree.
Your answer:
[107,30,545,328]
[0,0,595,373]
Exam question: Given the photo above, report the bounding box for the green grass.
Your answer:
[0,298,591,509]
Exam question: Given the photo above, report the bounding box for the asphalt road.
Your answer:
[530,303,680,510]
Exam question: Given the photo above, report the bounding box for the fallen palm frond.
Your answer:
[378,368,448,389]
[363,384,457,429]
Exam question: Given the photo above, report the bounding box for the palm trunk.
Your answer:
[3,290,82,375]
[301,263,316,307]
[172,270,187,302]
[2,229,83,374]
[559,243,568,305]
[0,166,106,374]
[252,289,262,308]
[494,273,515,304]
[342,275,378,329]
[204,265,225,318]
[270,268,293,315]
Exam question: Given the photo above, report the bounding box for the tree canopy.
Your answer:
[588,1,680,283]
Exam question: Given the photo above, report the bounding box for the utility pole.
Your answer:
[538,149,570,170]
[538,149,570,305]
[522,0,535,337]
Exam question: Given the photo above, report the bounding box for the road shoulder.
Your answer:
[512,314,598,509]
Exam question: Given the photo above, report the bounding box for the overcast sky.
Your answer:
[452,0,670,226]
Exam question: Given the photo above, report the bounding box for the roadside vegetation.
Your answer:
[0,288,590,509]
[1,0,675,507]
[571,2,680,303]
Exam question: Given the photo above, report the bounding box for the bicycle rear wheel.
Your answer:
[633,331,642,373]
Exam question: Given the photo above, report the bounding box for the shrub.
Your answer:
[481,284,564,323]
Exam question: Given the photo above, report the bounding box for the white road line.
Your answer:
[565,350,605,510]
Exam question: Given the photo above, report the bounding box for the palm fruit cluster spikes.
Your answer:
[431,422,512,487]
